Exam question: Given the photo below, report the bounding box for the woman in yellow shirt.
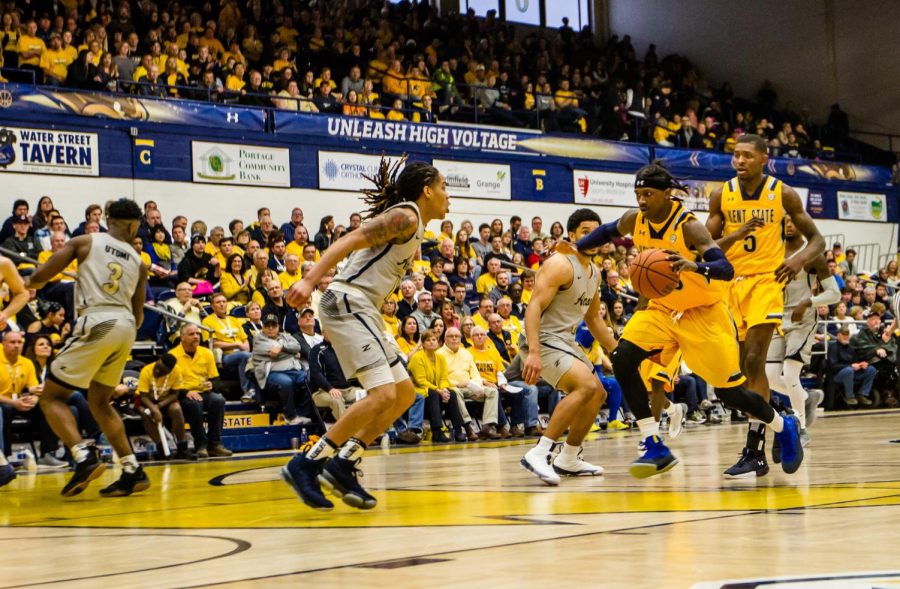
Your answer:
[226,62,246,91]
[407,329,466,443]
[386,98,406,121]
[220,253,250,304]
[455,229,476,264]
[395,316,422,360]
[381,299,399,336]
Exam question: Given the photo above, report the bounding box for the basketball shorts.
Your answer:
[639,350,683,393]
[517,332,594,389]
[622,301,746,389]
[726,273,784,341]
[48,311,136,389]
[767,318,817,365]
[320,286,409,389]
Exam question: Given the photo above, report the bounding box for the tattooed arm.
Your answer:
[285,207,418,307]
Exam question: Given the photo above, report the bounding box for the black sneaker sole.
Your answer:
[280,466,333,511]
[61,462,107,497]
[318,470,377,510]
[100,478,151,497]
[723,465,770,479]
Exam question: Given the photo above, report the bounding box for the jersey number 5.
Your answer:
[743,235,757,252]
[103,262,123,294]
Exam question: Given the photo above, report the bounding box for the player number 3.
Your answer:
[743,234,757,253]
[103,262,123,294]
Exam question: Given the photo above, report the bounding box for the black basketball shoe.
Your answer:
[281,455,334,511]
[723,448,769,479]
[100,466,151,497]
[319,457,377,510]
[61,446,107,497]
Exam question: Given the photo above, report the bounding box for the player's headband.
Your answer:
[635,176,688,196]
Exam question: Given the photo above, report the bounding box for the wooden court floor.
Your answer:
[2,410,900,589]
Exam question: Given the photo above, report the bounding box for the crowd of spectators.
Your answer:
[3,192,900,462]
[0,1,862,160]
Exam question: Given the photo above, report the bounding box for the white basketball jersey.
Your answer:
[783,249,815,327]
[75,233,142,316]
[330,202,424,307]
[539,254,600,340]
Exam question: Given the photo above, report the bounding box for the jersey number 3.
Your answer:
[103,262,123,294]
[743,235,757,252]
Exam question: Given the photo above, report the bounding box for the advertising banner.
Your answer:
[433,159,511,200]
[274,112,649,163]
[572,170,635,207]
[0,84,266,131]
[192,142,290,187]
[0,125,98,176]
[318,151,404,191]
[837,191,887,222]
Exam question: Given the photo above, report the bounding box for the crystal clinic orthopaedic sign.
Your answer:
[432,159,511,200]
[318,151,405,191]
[191,141,290,187]
[0,126,99,176]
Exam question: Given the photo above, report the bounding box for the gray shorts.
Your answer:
[767,320,817,365]
[49,311,136,389]
[517,332,594,389]
[320,287,405,383]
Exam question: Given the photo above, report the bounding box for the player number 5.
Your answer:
[103,262,123,294]
[743,235,756,253]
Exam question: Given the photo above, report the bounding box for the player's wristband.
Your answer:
[576,220,620,251]
[695,248,734,281]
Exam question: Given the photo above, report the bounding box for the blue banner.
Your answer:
[655,146,892,185]
[273,112,649,164]
[0,83,266,131]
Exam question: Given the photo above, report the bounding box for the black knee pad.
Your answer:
[715,385,774,422]
[610,339,656,376]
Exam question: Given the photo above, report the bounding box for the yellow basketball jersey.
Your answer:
[633,202,723,312]
[721,175,785,275]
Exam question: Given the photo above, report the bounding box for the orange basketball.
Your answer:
[629,249,680,299]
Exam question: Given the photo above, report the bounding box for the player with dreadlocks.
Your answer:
[283,156,449,511]
[571,162,802,478]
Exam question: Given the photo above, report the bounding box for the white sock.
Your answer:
[783,360,807,425]
[120,454,139,474]
[767,413,785,433]
[337,438,366,461]
[306,436,337,461]
[0,453,8,466]
[637,417,660,439]
[534,436,555,453]
[558,443,580,462]
[71,442,90,463]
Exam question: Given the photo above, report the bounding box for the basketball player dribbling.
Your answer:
[766,216,839,454]
[283,158,449,511]
[574,162,802,478]
[26,198,150,497]
[519,209,616,485]
[0,253,31,488]
[707,134,825,478]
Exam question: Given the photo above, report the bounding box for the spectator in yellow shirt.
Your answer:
[198,24,224,59]
[220,253,250,304]
[137,354,195,460]
[226,62,246,92]
[169,324,231,458]
[279,254,302,290]
[438,327,502,439]
[41,33,73,84]
[407,329,466,443]
[382,59,409,101]
[467,326,506,385]
[17,20,45,77]
[476,258,502,295]
[387,98,407,121]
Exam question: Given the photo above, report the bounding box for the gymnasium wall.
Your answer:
[3,172,895,272]
[0,83,896,270]
[606,0,900,142]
